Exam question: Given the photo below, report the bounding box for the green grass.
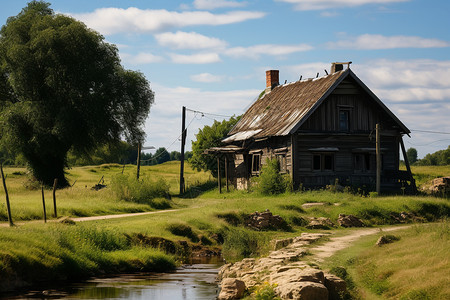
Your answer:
[0,222,176,291]
[0,163,449,293]
[403,165,450,188]
[0,162,211,222]
[322,221,450,299]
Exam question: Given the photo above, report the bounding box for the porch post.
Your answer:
[217,156,222,193]
[225,156,229,192]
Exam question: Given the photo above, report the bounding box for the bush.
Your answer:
[111,174,170,208]
[166,223,199,242]
[254,158,290,195]
[221,227,268,259]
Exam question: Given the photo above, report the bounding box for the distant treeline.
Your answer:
[0,141,192,167]
[406,146,450,166]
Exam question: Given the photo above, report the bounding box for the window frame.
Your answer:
[251,153,261,175]
[312,153,335,172]
[338,109,350,132]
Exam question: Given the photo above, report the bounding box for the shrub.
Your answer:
[254,158,290,195]
[111,174,170,208]
[221,227,268,259]
[166,223,199,242]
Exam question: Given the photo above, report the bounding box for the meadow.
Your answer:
[0,162,448,295]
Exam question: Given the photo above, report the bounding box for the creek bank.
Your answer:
[218,233,347,300]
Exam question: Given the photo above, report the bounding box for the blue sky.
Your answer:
[1,0,449,158]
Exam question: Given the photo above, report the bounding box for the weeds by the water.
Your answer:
[0,223,176,291]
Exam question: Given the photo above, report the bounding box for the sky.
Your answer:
[1,0,449,158]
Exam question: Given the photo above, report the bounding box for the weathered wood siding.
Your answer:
[300,78,398,133]
[293,134,399,188]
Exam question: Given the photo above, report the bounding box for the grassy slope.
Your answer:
[322,221,449,299]
[0,162,210,221]
[0,163,448,293]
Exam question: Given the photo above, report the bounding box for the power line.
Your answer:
[185,107,234,118]
[411,129,450,135]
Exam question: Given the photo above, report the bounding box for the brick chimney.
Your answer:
[331,61,352,73]
[265,70,279,93]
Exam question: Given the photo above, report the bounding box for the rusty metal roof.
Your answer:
[225,68,409,142]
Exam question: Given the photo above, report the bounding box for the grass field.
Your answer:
[323,221,449,299]
[0,162,449,294]
[0,162,211,222]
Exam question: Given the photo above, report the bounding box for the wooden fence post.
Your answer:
[41,185,47,223]
[52,178,58,218]
[0,163,13,227]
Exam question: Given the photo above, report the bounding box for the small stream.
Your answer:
[2,258,222,300]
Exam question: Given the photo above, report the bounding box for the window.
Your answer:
[251,154,261,174]
[354,153,373,172]
[313,153,334,171]
[276,154,287,173]
[339,110,350,131]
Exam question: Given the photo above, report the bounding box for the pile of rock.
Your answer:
[246,209,288,231]
[337,214,364,227]
[390,211,423,223]
[306,217,335,229]
[218,233,346,300]
[424,177,450,195]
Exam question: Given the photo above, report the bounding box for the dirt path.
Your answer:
[310,225,411,263]
[0,208,179,227]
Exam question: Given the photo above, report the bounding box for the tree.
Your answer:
[189,116,240,176]
[153,147,170,165]
[0,1,153,186]
[406,147,418,164]
[416,145,450,166]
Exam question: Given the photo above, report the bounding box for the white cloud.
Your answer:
[155,31,228,49]
[121,52,164,64]
[276,0,409,11]
[190,73,224,82]
[193,0,247,10]
[282,59,450,157]
[169,52,221,64]
[353,59,450,90]
[320,11,339,17]
[72,8,265,35]
[143,84,260,151]
[224,44,313,59]
[328,34,450,50]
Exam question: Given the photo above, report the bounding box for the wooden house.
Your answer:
[207,62,416,193]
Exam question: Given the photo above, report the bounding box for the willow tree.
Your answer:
[0,1,153,186]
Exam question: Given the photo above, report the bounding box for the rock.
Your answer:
[337,214,364,227]
[306,217,335,229]
[423,177,450,196]
[218,278,246,300]
[57,216,76,225]
[273,238,294,250]
[270,267,324,285]
[246,209,288,231]
[275,282,329,300]
[324,273,347,300]
[375,235,400,246]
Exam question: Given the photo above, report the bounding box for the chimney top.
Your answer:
[331,61,352,73]
[266,70,279,92]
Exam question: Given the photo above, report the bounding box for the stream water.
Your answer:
[2,258,222,300]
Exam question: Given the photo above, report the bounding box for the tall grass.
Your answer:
[323,220,450,299]
[110,174,171,208]
[0,223,176,292]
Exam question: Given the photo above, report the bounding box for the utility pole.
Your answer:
[137,142,141,180]
[0,163,13,227]
[376,123,381,194]
[180,106,186,194]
